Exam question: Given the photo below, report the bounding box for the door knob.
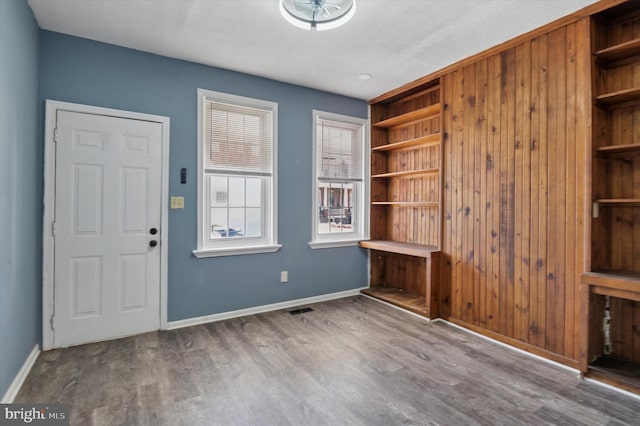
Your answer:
[149,240,158,247]
[150,228,158,235]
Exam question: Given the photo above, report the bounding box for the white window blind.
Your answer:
[317,119,362,182]
[204,100,273,175]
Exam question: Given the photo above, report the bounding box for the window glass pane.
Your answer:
[228,208,245,237]
[211,208,227,238]
[246,178,261,207]
[246,208,262,237]
[210,176,228,207]
[228,177,245,207]
[317,181,354,234]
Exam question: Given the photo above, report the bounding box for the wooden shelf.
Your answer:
[373,104,440,128]
[596,87,640,107]
[581,271,640,302]
[587,356,640,395]
[362,287,428,316]
[372,134,440,152]
[596,38,640,66]
[371,202,439,207]
[372,168,439,179]
[596,143,640,157]
[360,240,438,258]
[596,198,640,207]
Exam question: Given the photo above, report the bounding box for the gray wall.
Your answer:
[39,31,369,322]
[0,0,41,398]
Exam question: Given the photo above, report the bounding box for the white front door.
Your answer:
[52,110,162,348]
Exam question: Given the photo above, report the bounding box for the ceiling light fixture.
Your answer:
[279,0,356,31]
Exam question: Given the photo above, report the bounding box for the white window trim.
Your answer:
[309,110,369,250]
[194,88,280,258]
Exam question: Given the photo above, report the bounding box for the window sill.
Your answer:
[308,239,363,250]
[192,244,282,258]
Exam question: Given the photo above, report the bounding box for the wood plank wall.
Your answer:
[440,18,590,362]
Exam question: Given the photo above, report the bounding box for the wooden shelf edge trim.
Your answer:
[596,198,640,207]
[581,271,640,291]
[595,87,640,106]
[373,104,440,128]
[371,202,439,207]
[372,168,440,179]
[596,143,640,155]
[595,38,640,65]
[372,134,440,152]
[359,240,439,257]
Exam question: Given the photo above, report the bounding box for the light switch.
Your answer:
[170,196,184,209]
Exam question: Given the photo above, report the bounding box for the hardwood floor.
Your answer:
[16,296,640,425]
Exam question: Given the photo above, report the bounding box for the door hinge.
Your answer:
[51,222,57,236]
[53,128,59,143]
[49,315,55,330]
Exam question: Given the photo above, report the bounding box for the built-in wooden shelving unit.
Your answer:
[581,2,640,394]
[361,79,442,319]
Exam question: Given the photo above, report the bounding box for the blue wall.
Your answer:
[0,0,40,398]
[39,31,369,322]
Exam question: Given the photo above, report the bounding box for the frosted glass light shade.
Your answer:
[279,0,356,31]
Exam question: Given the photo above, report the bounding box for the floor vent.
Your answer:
[289,307,314,315]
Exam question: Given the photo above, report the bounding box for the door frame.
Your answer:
[42,100,170,350]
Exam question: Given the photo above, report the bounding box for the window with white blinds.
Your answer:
[204,101,273,175]
[194,89,280,258]
[311,110,368,248]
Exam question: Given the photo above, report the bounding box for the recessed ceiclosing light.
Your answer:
[358,73,372,81]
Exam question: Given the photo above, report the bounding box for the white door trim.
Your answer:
[42,100,170,350]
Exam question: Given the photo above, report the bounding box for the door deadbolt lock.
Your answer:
[150,228,158,235]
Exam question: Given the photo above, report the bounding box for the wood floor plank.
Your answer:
[14,296,640,426]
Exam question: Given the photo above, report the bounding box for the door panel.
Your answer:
[53,110,162,348]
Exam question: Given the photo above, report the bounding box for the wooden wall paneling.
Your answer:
[476,57,489,329]
[441,19,589,362]
[536,33,550,352]
[452,69,464,320]
[528,35,541,346]
[565,21,578,358]
[499,48,516,341]
[575,17,591,361]
[441,77,453,318]
[488,54,502,334]
[462,62,475,325]
[519,40,533,343]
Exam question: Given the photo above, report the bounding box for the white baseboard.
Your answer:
[167,287,367,330]
[1,344,40,403]
[584,377,640,401]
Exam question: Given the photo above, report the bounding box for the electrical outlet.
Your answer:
[280,271,288,283]
[170,196,184,209]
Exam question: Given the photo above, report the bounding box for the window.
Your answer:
[310,110,368,249]
[193,89,280,257]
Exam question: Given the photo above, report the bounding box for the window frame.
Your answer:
[309,110,369,249]
[193,88,280,258]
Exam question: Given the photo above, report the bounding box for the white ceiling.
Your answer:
[27,0,598,100]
